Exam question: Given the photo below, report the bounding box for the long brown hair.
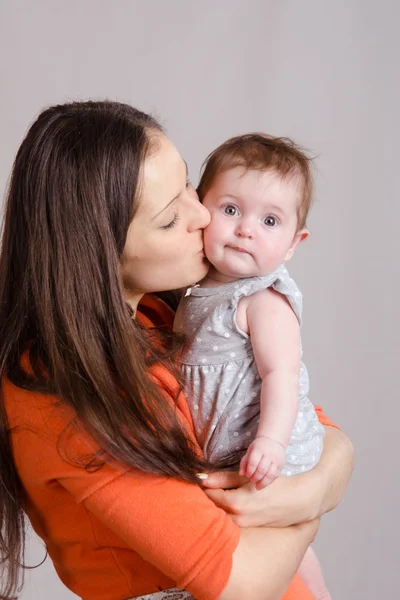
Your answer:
[0,101,209,598]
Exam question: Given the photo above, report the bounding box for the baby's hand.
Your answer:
[239,436,286,490]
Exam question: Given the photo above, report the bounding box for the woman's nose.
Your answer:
[187,191,211,231]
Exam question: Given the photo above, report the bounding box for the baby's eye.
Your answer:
[263,215,278,227]
[223,205,239,216]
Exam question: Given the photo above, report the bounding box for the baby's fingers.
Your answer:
[242,449,263,479]
[239,453,249,477]
[255,462,279,490]
[249,455,272,485]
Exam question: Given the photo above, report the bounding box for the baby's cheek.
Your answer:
[203,226,218,256]
[273,245,289,268]
[259,242,280,268]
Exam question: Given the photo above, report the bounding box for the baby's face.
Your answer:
[202,167,308,282]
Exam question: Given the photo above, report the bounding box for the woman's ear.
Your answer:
[285,228,309,261]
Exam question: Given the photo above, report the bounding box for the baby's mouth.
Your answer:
[228,245,252,255]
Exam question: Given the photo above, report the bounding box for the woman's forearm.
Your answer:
[202,426,354,528]
[218,519,319,600]
[313,425,354,516]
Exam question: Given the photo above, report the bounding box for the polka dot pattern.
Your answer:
[136,589,195,599]
[173,265,324,475]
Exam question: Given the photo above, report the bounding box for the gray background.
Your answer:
[0,1,398,598]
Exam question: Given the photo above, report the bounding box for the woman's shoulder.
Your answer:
[138,294,197,434]
[3,370,73,440]
[2,371,128,506]
[138,294,175,329]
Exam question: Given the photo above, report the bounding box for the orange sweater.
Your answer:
[3,295,337,600]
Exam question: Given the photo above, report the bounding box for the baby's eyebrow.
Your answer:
[218,193,242,203]
[265,204,285,217]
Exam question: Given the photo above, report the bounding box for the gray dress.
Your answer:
[174,264,325,475]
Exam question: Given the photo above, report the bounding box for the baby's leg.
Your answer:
[297,546,332,600]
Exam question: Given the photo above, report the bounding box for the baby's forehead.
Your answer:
[211,166,303,202]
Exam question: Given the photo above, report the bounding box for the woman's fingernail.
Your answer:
[196,472,209,480]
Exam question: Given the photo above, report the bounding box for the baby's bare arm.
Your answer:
[246,288,300,446]
[238,290,300,487]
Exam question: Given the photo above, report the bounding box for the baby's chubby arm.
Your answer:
[237,288,300,489]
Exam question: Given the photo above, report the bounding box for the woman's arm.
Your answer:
[83,474,319,600]
[38,379,319,600]
[219,519,319,600]
[203,425,354,528]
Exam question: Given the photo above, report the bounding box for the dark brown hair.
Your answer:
[0,101,210,598]
[197,133,314,229]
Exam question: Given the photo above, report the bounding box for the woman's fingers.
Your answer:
[204,485,258,526]
[203,487,238,513]
[199,470,248,490]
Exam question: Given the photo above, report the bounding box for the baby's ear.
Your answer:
[285,229,309,261]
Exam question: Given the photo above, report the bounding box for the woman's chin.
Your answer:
[162,262,209,292]
[193,258,210,282]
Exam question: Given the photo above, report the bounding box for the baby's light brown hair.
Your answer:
[197,133,314,230]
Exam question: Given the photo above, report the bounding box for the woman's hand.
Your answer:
[203,426,354,528]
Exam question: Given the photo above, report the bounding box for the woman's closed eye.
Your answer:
[161,212,180,230]
[160,178,193,230]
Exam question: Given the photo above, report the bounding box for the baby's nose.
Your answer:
[236,221,254,238]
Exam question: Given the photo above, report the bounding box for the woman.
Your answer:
[0,101,353,600]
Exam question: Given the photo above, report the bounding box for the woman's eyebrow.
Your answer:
[152,160,188,220]
[152,196,178,220]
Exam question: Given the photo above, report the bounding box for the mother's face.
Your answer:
[121,134,210,300]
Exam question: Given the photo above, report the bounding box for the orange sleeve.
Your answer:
[75,366,240,599]
[281,574,315,600]
[315,405,340,429]
[12,373,239,600]
[81,471,239,600]
[138,293,175,329]
[281,575,316,600]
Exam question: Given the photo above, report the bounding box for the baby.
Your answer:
[174,134,330,600]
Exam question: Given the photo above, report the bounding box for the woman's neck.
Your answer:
[123,290,144,317]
